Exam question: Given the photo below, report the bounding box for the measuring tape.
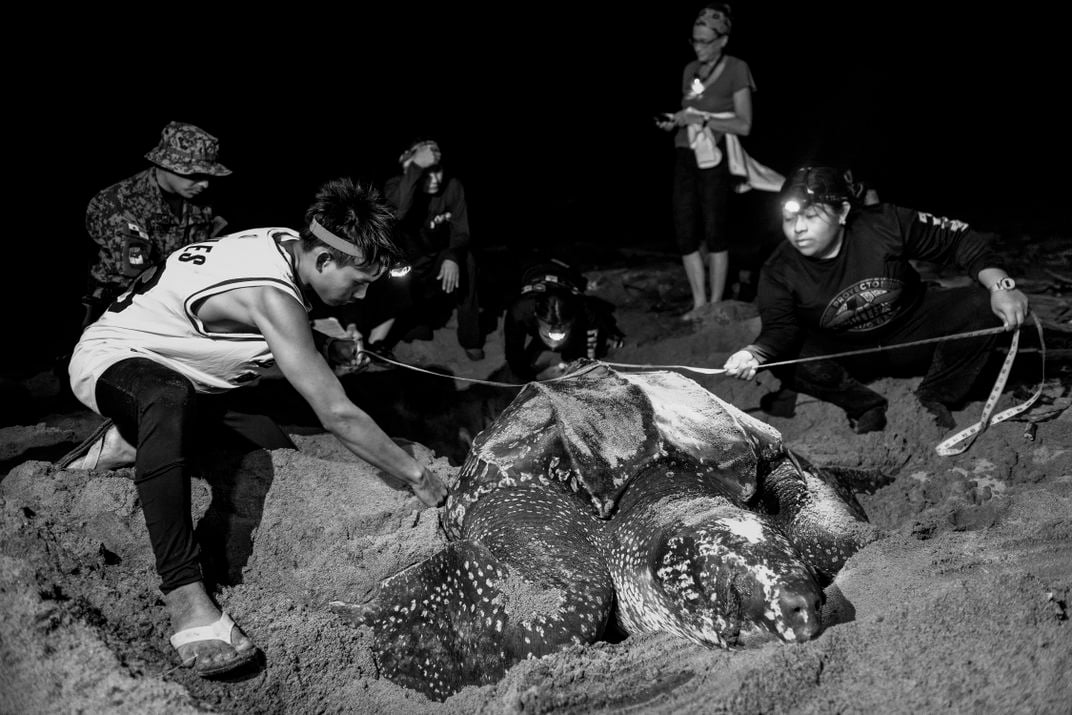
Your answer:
[603,324,1017,376]
[356,350,606,387]
[360,316,1046,456]
[935,314,1045,456]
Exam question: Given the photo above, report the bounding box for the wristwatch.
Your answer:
[990,277,1016,292]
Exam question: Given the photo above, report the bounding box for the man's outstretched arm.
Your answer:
[245,286,447,506]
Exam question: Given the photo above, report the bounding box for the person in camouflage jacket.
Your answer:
[82,121,232,327]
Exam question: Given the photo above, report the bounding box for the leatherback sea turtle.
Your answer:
[332,363,879,701]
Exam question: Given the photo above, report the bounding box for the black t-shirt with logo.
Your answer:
[750,203,1001,360]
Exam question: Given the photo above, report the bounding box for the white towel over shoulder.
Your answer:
[694,110,785,193]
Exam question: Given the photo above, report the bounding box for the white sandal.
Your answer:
[169,612,258,677]
[55,419,135,470]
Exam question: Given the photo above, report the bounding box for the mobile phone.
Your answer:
[653,113,673,124]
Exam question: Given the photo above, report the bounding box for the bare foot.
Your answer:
[681,305,706,322]
[165,582,256,675]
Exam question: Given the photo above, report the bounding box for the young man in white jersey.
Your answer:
[62,178,448,678]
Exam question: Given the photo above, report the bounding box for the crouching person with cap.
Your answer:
[503,259,625,382]
[81,121,233,330]
[59,178,449,678]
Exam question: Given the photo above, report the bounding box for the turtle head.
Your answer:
[629,501,824,647]
[726,546,824,646]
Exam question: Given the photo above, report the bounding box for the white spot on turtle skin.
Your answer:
[716,517,767,544]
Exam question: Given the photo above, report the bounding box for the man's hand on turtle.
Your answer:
[411,467,448,507]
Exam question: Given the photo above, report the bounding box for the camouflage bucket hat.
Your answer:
[145,121,232,176]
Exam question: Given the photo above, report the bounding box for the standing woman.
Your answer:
[656,3,755,320]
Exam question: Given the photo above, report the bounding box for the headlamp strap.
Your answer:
[521,274,581,296]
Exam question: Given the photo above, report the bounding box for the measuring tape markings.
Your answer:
[935,315,1046,456]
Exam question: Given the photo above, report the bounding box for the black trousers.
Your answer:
[95,358,295,594]
[771,285,1003,418]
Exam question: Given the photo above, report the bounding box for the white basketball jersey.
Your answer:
[70,228,309,412]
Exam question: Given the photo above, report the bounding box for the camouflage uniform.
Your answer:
[82,122,231,322]
[85,169,226,299]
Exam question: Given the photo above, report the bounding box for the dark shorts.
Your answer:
[671,146,732,255]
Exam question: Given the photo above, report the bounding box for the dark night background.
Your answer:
[7,4,1068,375]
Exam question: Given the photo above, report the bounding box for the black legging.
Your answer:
[95,358,295,594]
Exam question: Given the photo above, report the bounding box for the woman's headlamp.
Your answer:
[782,185,846,216]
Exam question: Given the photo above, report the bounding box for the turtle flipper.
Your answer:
[351,541,524,700]
[351,486,614,701]
[754,452,882,582]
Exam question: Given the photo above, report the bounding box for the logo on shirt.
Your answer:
[429,211,452,230]
[917,212,969,232]
[821,278,905,332]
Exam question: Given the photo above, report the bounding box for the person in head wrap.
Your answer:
[655,3,757,321]
[722,166,1029,434]
[362,138,486,361]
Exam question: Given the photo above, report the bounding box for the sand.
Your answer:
[1,260,1070,714]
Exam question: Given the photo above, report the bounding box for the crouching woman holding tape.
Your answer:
[722,165,1028,434]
